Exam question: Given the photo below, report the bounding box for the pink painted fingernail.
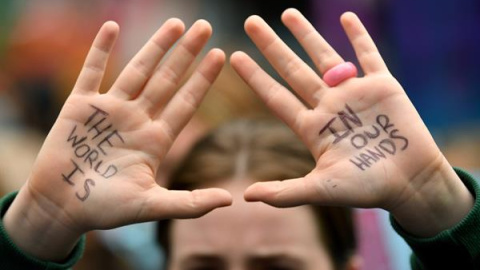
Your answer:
[323,62,358,87]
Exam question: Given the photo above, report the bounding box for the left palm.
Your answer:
[231,9,446,212]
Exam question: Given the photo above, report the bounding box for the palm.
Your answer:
[25,19,231,232]
[302,74,439,209]
[35,94,166,229]
[232,10,444,211]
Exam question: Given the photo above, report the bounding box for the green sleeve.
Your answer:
[0,192,86,270]
[391,168,480,269]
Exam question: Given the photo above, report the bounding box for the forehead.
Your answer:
[170,195,324,258]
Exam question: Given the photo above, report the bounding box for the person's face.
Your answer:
[169,180,335,270]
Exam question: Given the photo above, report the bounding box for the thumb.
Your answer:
[244,173,336,207]
[140,187,233,221]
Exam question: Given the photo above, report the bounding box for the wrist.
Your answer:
[391,158,474,237]
[3,186,83,262]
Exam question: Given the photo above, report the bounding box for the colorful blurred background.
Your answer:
[0,1,479,270]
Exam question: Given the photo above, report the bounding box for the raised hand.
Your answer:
[4,19,231,261]
[231,9,473,237]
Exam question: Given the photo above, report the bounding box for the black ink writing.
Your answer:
[378,139,396,155]
[61,104,125,202]
[84,149,99,168]
[367,147,386,160]
[349,156,370,171]
[390,129,409,150]
[318,104,409,171]
[318,118,352,144]
[85,105,108,125]
[349,139,397,170]
[339,104,362,129]
[74,144,91,158]
[62,159,84,186]
[67,126,87,148]
[100,165,118,178]
[319,104,363,144]
[75,179,96,202]
[351,134,368,149]
[364,125,380,139]
[348,113,409,171]
[97,130,124,155]
[377,114,394,134]
[88,118,112,140]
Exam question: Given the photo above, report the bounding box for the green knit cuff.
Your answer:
[0,191,86,270]
[391,168,480,269]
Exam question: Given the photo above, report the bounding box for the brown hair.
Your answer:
[157,118,356,270]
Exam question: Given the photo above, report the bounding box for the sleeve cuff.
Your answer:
[390,168,480,269]
[0,191,86,270]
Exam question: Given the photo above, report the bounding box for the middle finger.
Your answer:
[281,8,345,75]
[137,20,213,116]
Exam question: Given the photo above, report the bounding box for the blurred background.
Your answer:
[0,0,479,270]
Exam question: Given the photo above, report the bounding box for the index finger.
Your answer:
[230,51,307,130]
[244,177,319,207]
[139,187,233,221]
[109,18,185,99]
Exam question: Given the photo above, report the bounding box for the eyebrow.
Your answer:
[247,254,305,268]
[179,254,306,269]
[180,255,226,268]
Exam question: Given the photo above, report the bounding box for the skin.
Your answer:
[169,180,343,270]
[230,9,474,237]
[3,19,232,261]
[1,8,475,265]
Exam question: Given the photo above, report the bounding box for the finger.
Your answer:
[73,21,119,95]
[340,12,388,74]
[230,51,307,129]
[156,48,225,141]
[137,20,213,116]
[244,174,342,207]
[244,176,328,208]
[281,8,344,75]
[245,15,326,106]
[323,62,358,87]
[109,18,185,99]
[140,187,232,221]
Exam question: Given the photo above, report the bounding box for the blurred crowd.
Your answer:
[0,1,479,270]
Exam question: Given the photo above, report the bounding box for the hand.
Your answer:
[231,9,473,237]
[4,19,231,261]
